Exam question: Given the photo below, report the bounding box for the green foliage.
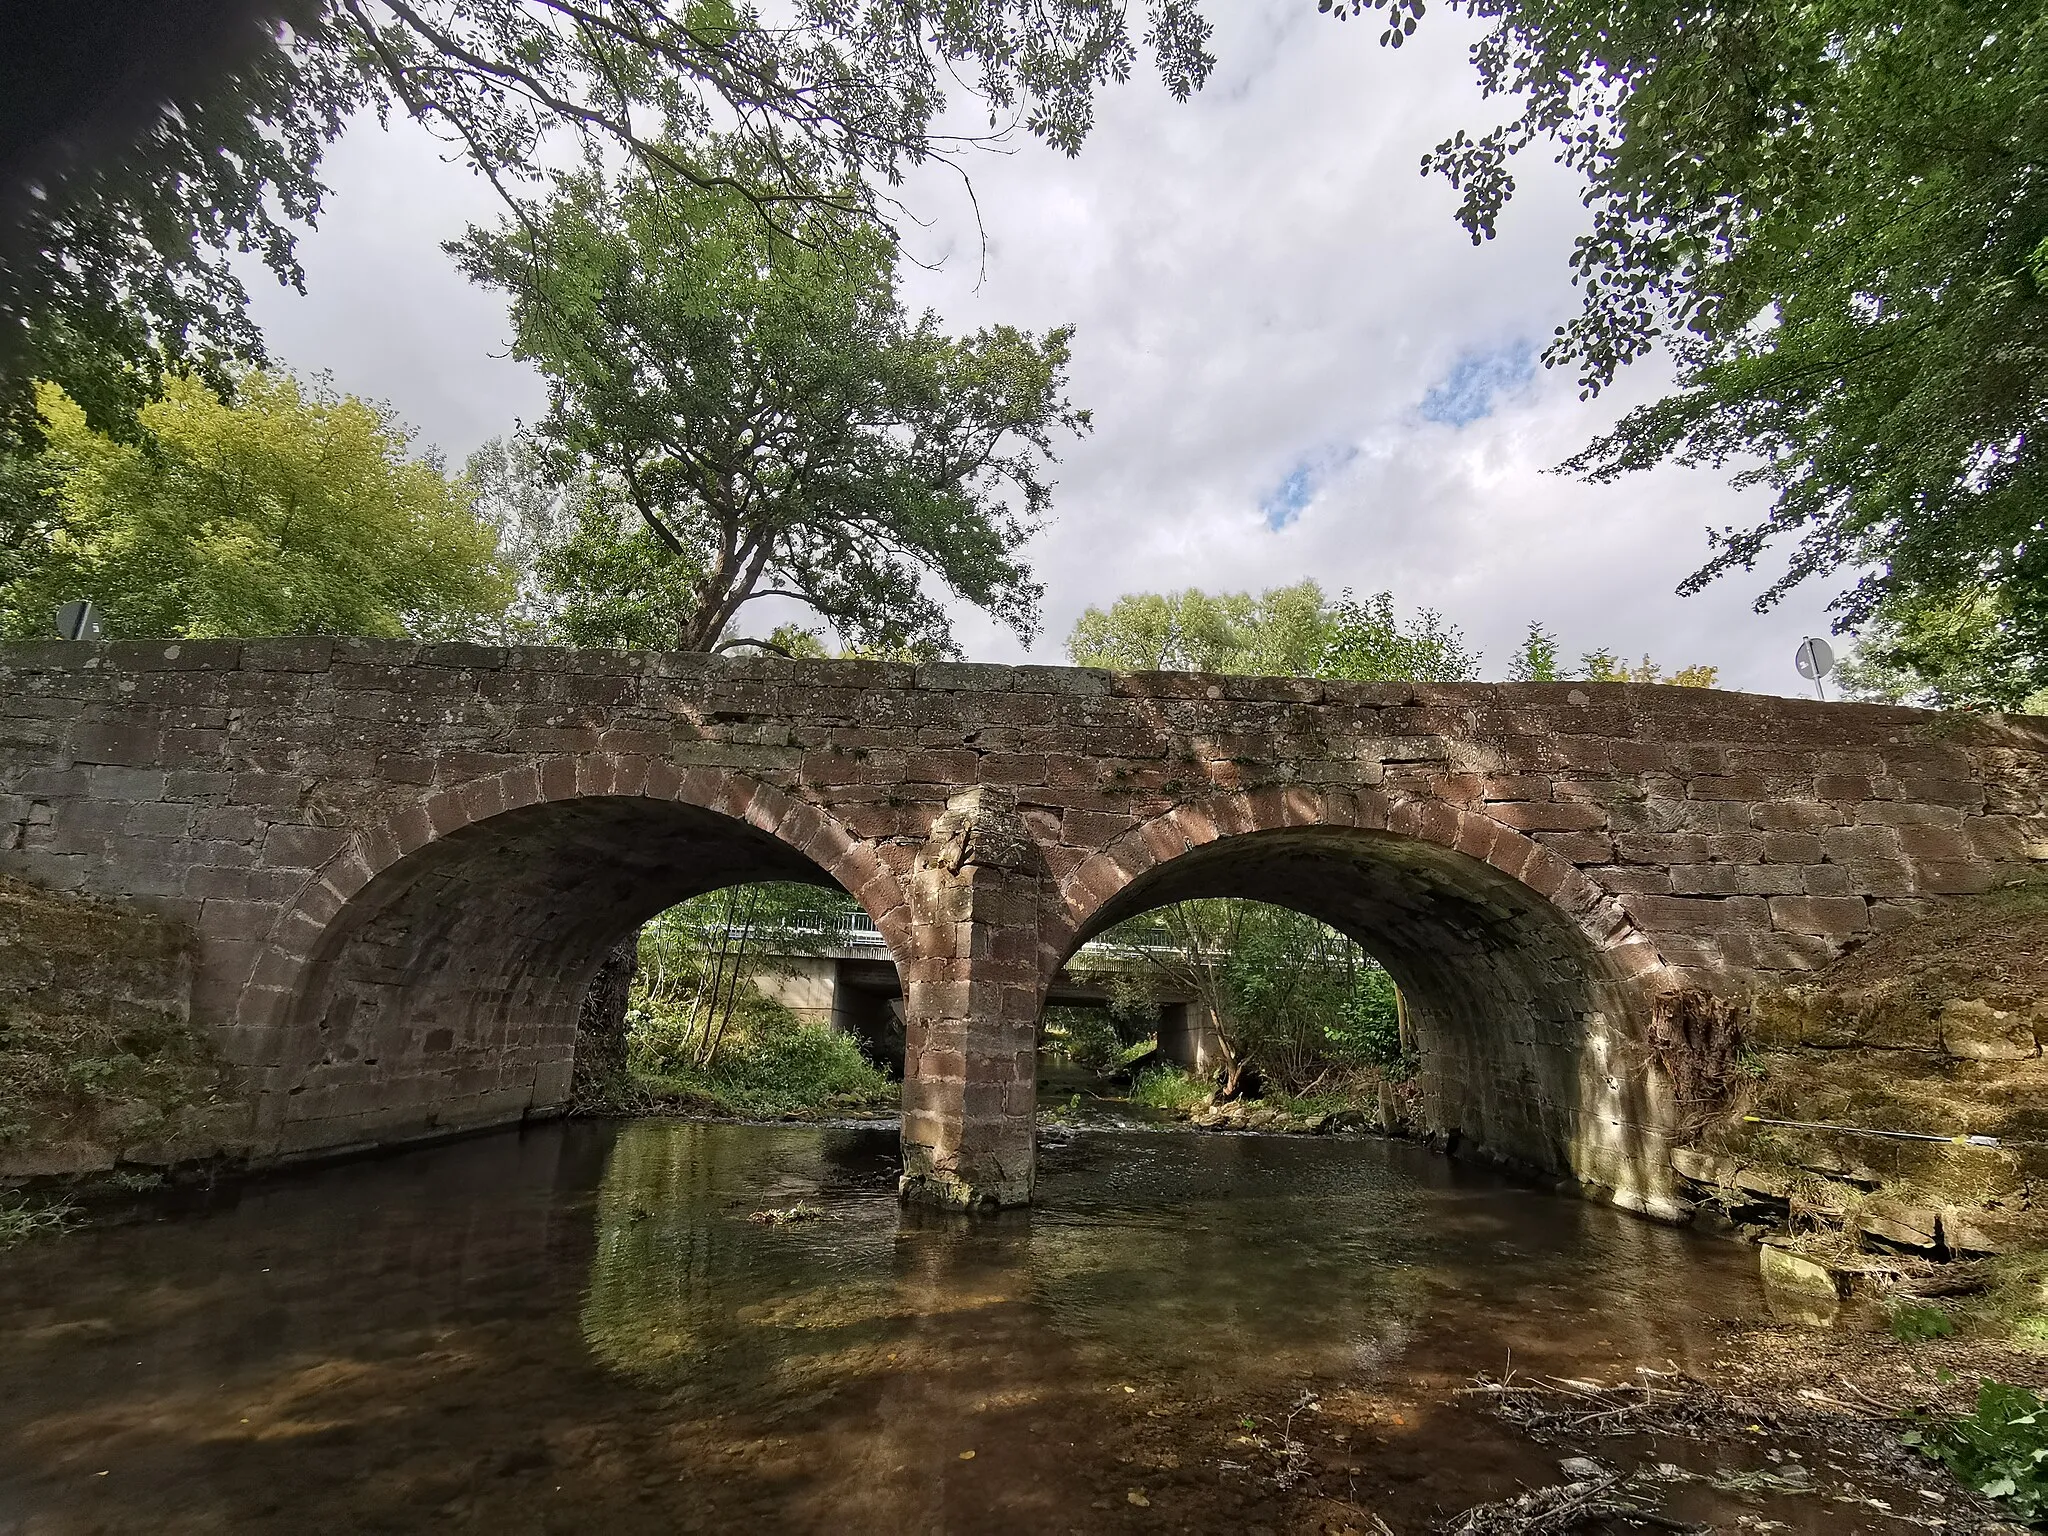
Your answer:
[1128,1065,1214,1112]
[1067,581,1334,674]
[625,882,889,1116]
[1327,967,1409,1075]
[1887,1300,1957,1343]
[632,884,853,1073]
[1576,651,1720,689]
[630,1001,895,1120]
[1901,1380,2048,1516]
[0,8,365,454]
[1,373,514,640]
[1091,899,1405,1091]
[0,1195,78,1251]
[5,4,1210,454]
[1318,589,1479,683]
[456,148,1079,655]
[1322,0,2048,651]
[337,1,1214,227]
[1839,585,2048,714]
[1509,622,1562,682]
[1041,1005,1134,1072]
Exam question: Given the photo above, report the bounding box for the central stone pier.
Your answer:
[899,787,1043,1208]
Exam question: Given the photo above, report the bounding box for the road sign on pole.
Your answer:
[54,600,100,641]
[1795,636,1835,701]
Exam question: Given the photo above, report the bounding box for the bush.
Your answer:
[1129,1065,1213,1113]
[627,991,894,1119]
[1902,1380,2048,1516]
[1041,1006,1130,1072]
[1888,1300,1957,1342]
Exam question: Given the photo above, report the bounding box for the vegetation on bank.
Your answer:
[1064,581,1721,687]
[1065,898,1414,1097]
[577,887,896,1121]
[626,999,895,1121]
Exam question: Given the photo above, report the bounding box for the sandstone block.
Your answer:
[1759,1244,1844,1306]
[1767,895,1870,937]
[1941,1206,2048,1257]
[1670,1147,1740,1187]
[1940,998,2039,1060]
[1860,1200,1942,1251]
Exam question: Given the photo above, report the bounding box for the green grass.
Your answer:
[627,999,896,1120]
[1128,1065,1214,1113]
[0,1195,76,1250]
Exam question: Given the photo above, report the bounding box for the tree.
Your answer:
[455,151,1082,655]
[0,3,364,454]
[1838,587,2048,714]
[1320,0,2048,655]
[2,3,1212,453]
[1509,621,1720,687]
[632,883,849,1073]
[1317,589,1479,683]
[1087,899,1405,1094]
[1508,621,1561,682]
[1575,651,1718,689]
[0,371,513,639]
[1066,581,1333,673]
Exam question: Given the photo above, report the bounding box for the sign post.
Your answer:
[53,600,100,642]
[1794,636,1835,702]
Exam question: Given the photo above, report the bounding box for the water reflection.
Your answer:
[579,1122,1703,1399]
[0,1119,1857,1535]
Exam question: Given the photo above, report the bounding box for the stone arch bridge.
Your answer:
[4,639,2044,1213]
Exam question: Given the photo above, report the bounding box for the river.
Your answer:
[0,1120,1960,1532]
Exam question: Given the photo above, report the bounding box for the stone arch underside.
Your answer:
[260,788,901,1155]
[1062,825,1680,1216]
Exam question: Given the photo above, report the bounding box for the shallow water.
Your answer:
[0,1121,1945,1532]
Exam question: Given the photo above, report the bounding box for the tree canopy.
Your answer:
[0,370,513,640]
[1066,582,1333,673]
[1507,622,1717,687]
[1,2,1211,454]
[457,152,1083,655]
[1318,0,2048,661]
[1838,586,2048,715]
[1066,582,1477,681]
[1316,589,1479,683]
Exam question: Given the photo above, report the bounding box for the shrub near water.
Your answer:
[1902,1380,2048,1517]
[627,993,894,1119]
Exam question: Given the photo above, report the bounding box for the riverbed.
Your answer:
[0,1121,1981,1532]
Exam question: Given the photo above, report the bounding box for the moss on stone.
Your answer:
[0,875,243,1181]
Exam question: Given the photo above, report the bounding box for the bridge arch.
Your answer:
[1050,789,1680,1212]
[243,758,910,1153]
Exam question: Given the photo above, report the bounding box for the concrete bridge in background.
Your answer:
[751,909,1225,1075]
[2,639,2043,1212]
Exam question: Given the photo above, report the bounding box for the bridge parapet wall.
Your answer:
[2,638,2044,1202]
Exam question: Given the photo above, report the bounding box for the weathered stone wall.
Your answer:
[1,638,2043,1207]
[0,873,240,1179]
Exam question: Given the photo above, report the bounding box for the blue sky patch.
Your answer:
[1420,340,1537,427]
[1262,463,1316,530]
[1259,446,1357,531]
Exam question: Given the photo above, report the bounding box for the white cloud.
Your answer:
[243,1,1840,697]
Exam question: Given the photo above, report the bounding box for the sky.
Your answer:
[244,1,1842,697]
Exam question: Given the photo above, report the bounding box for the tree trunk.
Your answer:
[571,931,641,1108]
